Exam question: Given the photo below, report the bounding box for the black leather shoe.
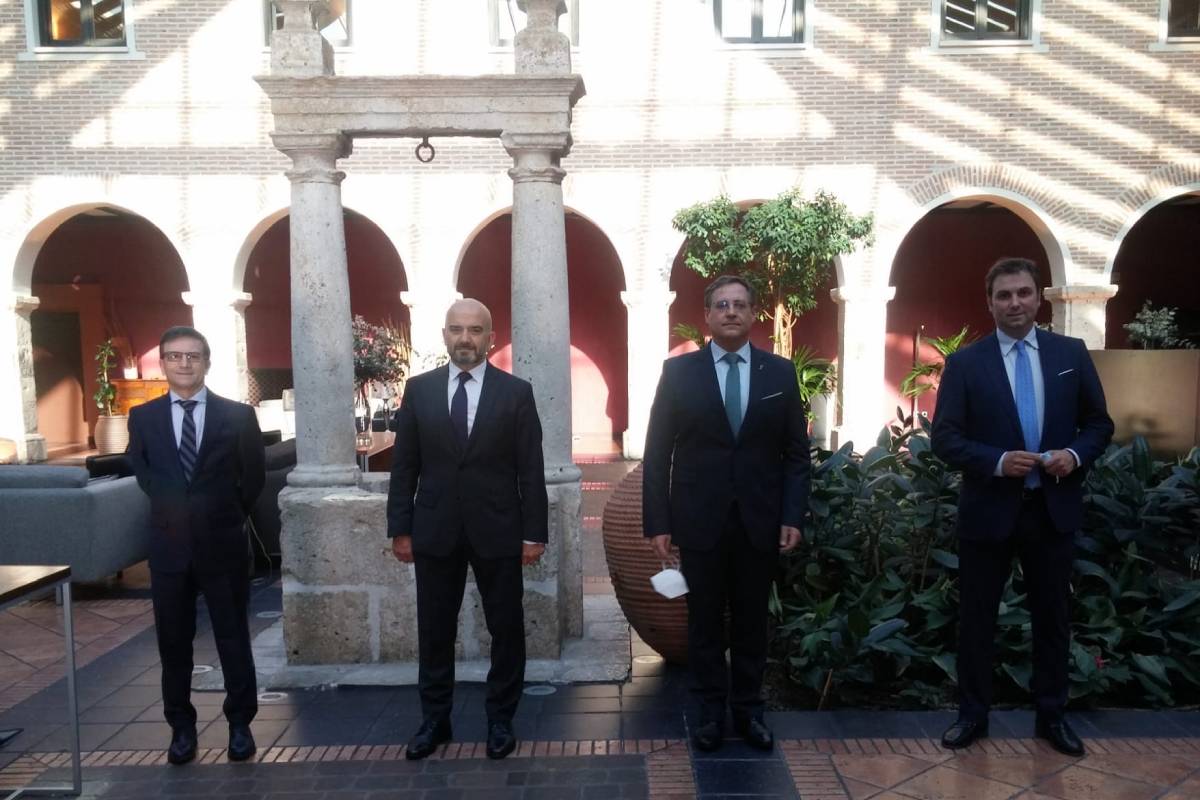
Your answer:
[167,726,197,765]
[734,716,774,751]
[941,719,988,749]
[691,720,723,752]
[405,717,452,761]
[486,720,517,760]
[227,725,256,761]
[1036,718,1085,757]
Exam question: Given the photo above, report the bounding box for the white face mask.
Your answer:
[650,566,689,599]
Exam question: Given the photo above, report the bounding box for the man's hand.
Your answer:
[649,534,672,560]
[779,525,801,553]
[522,542,546,566]
[1001,451,1041,477]
[1043,449,1077,478]
[391,535,414,564]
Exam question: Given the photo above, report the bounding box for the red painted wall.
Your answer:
[885,206,1050,427]
[456,213,628,445]
[243,212,410,369]
[31,213,192,378]
[1105,202,1200,348]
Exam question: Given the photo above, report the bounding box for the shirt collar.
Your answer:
[711,341,751,364]
[996,328,1038,354]
[169,387,208,405]
[449,360,488,383]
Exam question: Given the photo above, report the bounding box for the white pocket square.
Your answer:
[760,391,783,400]
[1058,369,1075,376]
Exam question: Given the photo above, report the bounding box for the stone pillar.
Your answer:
[832,285,896,452]
[1044,285,1119,349]
[0,293,46,462]
[620,288,675,460]
[275,133,358,488]
[182,291,252,402]
[515,0,570,75]
[503,131,582,646]
[271,0,334,77]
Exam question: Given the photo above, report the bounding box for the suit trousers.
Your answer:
[151,564,257,730]
[680,506,777,722]
[414,537,525,723]
[956,491,1074,723]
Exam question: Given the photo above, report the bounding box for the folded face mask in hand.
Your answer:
[650,565,688,599]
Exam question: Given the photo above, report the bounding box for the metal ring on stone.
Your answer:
[415,137,435,163]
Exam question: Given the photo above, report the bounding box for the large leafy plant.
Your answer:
[93,339,118,416]
[352,316,410,401]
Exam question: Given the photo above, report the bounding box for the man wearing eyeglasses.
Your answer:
[127,326,266,766]
[643,275,810,752]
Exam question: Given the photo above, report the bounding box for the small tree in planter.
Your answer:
[672,188,874,359]
[93,338,128,454]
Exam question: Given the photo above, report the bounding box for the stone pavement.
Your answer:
[3,458,1200,798]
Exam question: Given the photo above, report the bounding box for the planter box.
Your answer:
[1091,349,1200,457]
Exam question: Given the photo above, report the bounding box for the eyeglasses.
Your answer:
[163,352,205,364]
[711,300,751,312]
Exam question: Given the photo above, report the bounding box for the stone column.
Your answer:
[832,285,896,452]
[0,293,46,462]
[274,133,358,488]
[1044,285,1119,349]
[182,291,252,402]
[620,288,675,460]
[503,132,582,646]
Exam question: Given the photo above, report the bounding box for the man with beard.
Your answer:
[387,298,548,760]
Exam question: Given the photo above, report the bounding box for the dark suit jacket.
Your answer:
[931,329,1113,541]
[386,363,549,560]
[127,391,266,573]
[642,343,811,554]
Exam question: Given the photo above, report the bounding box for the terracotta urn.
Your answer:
[601,463,690,664]
[94,414,130,455]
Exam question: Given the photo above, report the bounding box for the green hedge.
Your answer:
[771,413,1200,709]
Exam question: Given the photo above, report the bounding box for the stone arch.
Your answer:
[1103,162,1200,283]
[881,165,1075,287]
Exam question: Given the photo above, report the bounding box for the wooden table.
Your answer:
[356,430,395,474]
[0,566,81,798]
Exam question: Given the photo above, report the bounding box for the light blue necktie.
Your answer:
[722,352,743,436]
[1013,340,1041,488]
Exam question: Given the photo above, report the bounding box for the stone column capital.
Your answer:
[1,293,39,314]
[181,291,253,311]
[504,134,570,185]
[273,133,351,184]
[620,289,675,310]
[1043,284,1119,303]
[830,285,897,306]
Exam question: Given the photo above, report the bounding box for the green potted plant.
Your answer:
[351,315,410,429]
[793,345,837,447]
[93,338,129,454]
[1092,301,1200,456]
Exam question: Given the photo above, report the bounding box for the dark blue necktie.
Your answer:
[722,352,743,436]
[451,372,471,448]
[1013,340,1041,488]
[177,399,198,482]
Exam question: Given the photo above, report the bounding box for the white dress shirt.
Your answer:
[446,359,487,435]
[992,329,1078,475]
[711,340,751,421]
[169,387,208,449]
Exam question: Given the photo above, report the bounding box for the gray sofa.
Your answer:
[0,465,151,583]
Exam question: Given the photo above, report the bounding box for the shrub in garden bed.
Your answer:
[770,413,1200,710]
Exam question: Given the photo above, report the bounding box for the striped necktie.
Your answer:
[177,399,198,482]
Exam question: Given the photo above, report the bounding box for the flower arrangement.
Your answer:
[352,316,410,403]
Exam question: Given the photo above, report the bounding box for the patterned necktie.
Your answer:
[1013,340,1041,488]
[451,372,472,448]
[177,399,198,482]
[722,352,744,436]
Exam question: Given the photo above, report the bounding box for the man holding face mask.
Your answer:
[642,275,810,753]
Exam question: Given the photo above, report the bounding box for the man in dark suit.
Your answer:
[126,325,266,765]
[643,275,810,752]
[932,258,1113,756]
[387,298,548,761]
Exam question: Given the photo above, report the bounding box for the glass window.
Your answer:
[489,0,579,47]
[942,0,1030,40]
[714,0,803,44]
[1168,0,1200,38]
[265,0,351,48]
[37,0,126,47]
